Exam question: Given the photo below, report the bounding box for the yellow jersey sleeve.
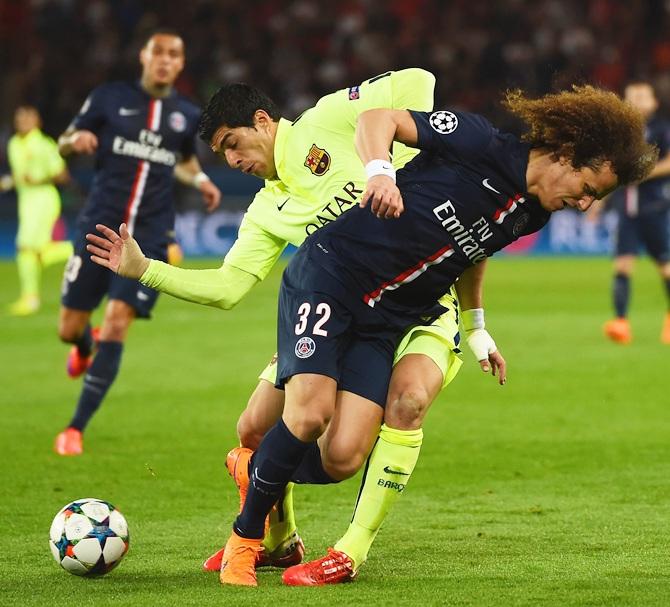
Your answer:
[272,69,435,221]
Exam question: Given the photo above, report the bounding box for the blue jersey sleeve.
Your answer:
[409,109,494,161]
[70,85,109,133]
[179,104,201,160]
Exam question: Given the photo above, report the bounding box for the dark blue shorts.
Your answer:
[615,210,670,262]
[61,231,167,319]
[276,245,403,407]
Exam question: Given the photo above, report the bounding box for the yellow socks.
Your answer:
[263,482,297,553]
[334,424,423,569]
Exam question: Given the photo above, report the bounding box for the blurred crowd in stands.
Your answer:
[2,0,670,156]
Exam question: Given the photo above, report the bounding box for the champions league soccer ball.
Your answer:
[49,498,129,576]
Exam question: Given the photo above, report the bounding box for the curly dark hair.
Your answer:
[198,83,281,144]
[504,85,658,185]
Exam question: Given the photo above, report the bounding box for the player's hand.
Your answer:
[86,223,150,279]
[71,130,98,155]
[360,175,404,219]
[199,179,221,212]
[465,328,506,385]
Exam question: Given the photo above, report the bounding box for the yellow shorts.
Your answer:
[16,191,61,250]
[259,290,462,391]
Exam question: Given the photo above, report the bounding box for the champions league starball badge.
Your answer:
[429,111,459,134]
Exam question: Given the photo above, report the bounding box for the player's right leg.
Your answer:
[604,213,637,344]
[604,254,635,344]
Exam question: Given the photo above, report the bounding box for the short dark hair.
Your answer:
[198,84,281,143]
[143,28,183,47]
[504,85,658,185]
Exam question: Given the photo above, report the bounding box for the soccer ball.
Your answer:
[49,498,130,576]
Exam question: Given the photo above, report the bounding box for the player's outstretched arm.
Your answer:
[456,261,506,385]
[87,223,264,310]
[87,223,149,279]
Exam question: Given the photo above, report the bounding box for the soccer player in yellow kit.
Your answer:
[2,106,72,315]
[86,70,504,579]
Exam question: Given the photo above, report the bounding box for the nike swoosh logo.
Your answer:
[482,178,501,194]
[119,108,140,116]
[277,197,290,211]
[383,466,410,476]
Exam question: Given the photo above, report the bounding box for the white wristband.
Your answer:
[365,159,396,183]
[193,171,210,188]
[462,308,485,331]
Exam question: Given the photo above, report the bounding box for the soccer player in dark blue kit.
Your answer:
[216,85,656,586]
[54,30,221,455]
[599,81,670,345]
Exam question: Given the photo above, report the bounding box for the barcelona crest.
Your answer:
[304,144,331,176]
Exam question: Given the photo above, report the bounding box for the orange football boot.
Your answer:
[603,318,632,344]
[661,313,670,344]
[54,427,83,456]
[203,530,305,571]
[219,530,263,586]
[67,327,101,378]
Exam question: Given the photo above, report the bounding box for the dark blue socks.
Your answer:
[613,273,630,318]
[291,442,338,485]
[234,418,312,539]
[69,341,123,431]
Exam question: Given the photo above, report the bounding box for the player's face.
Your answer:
[14,107,40,135]
[210,112,277,179]
[537,159,618,213]
[624,83,658,120]
[140,34,185,87]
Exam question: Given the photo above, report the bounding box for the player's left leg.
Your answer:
[639,211,670,343]
[10,246,41,315]
[56,299,135,455]
[658,260,670,344]
[284,305,462,585]
[220,373,339,586]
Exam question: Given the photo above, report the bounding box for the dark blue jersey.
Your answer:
[610,115,670,216]
[71,81,200,244]
[304,109,550,324]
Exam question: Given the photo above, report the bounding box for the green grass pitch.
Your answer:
[0,256,669,606]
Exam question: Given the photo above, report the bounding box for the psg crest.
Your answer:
[169,111,186,133]
[304,144,331,176]
[295,336,316,359]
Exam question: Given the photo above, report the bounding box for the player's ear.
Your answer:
[253,110,272,131]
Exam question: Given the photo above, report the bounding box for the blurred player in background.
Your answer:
[53,29,221,456]
[85,70,503,573]
[598,82,670,344]
[211,85,654,586]
[1,105,72,316]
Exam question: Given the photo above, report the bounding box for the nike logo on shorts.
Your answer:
[119,108,140,116]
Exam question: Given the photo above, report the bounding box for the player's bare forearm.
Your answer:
[355,109,419,165]
[455,260,487,311]
[174,156,221,211]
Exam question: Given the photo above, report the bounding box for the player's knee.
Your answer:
[57,320,81,344]
[287,410,331,442]
[321,446,366,480]
[385,385,432,430]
